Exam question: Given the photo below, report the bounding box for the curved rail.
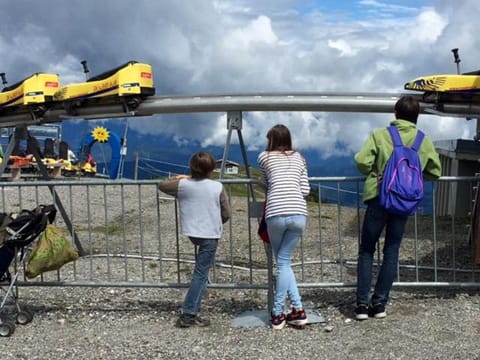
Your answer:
[1,92,479,127]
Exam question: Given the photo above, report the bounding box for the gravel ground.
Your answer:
[0,286,479,359]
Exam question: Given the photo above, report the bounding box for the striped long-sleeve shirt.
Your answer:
[257,150,310,219]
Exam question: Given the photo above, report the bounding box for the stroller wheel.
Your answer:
[0,321,15,337]
[16,310,34,325]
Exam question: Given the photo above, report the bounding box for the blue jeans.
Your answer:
[182,237,218,316]
[356,198,408,306]
[266,214,306,316]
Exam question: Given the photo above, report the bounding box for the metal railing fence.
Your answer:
[0,176,478,294]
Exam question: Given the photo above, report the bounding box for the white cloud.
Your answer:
[223,15,278,50]
[409,8,447,44]
[419,115,476,141]
[328,39,357,57]
[200,114,228,147]
[375,61,404,74]
[159,25,195,70]
[359,0,420,16]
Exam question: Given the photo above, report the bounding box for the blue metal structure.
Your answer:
[80,128,121,179]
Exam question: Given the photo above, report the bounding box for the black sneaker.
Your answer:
[371,303,386,319]
[176,313,211,328]
[355,304,369,320]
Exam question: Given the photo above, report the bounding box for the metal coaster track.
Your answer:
[1,92,479,128]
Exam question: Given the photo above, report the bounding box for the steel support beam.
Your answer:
[1,92,479,127]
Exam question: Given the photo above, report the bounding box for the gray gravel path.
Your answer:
[0,286,478,359]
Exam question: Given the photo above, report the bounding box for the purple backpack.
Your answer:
[379,126,425,216]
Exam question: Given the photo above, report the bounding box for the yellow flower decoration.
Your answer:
[92,126,110,143]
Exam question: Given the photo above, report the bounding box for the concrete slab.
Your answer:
[232,308,326,328]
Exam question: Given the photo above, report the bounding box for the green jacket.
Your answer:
[354,119,442,203]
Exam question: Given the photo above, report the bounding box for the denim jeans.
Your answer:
[356,198,408,306]
[182,237,218,316]
[266,214,306,316]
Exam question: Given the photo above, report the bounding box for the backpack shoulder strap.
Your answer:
[387,126,403,147]
[411,130,425,152]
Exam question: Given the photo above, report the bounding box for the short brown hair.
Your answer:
[395,95,420,124]
[189,151,216,179]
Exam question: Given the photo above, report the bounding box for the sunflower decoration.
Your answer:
[92,126,110,143]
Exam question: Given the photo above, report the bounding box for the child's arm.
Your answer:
[220,189,230,224]
[158,178,181,197]
[158,174,190,197]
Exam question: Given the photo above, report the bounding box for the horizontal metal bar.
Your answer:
[2,91,478,127]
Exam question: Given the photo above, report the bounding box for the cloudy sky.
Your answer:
[1,0,479,158]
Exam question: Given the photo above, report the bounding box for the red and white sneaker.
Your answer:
[286,308,308,327]
[271,313,286,330]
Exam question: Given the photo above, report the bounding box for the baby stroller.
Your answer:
[0,204,56,337]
